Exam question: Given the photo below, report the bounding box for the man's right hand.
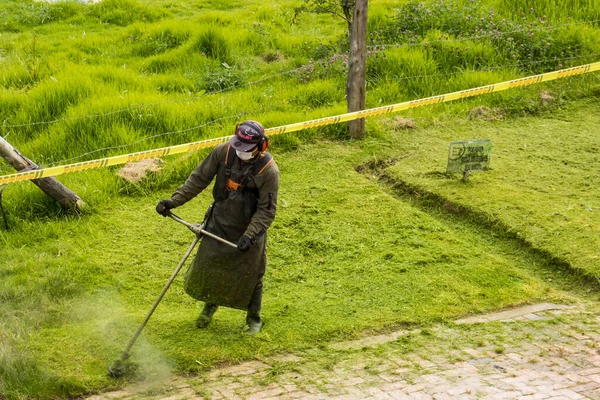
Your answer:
[156,199,175,217]
[237,235,252,252]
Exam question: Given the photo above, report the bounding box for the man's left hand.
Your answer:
[237,235,252,252]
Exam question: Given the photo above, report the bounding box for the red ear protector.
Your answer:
[258,134,268,153]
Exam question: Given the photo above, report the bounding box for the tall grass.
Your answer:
[0,0,83,31]
[376,0,600,72]
[0,0,597,167]
[290,79,345,109]
[125,25,191,57]
[88,0,167,26]
[367,47,439,95]
[0,0,168,32]
[191,27,231,62]
[495,0,600,23]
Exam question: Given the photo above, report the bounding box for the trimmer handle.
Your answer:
[168,212,238,249]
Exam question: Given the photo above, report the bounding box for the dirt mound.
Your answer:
[384,115,416,131]
[469,106,505,121]
[118,158,163,183]
[540,90,555,106]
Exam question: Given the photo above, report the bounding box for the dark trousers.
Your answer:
[247,274,263,320]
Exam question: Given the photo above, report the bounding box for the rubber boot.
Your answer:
[196,303,218,328]
[243,313,263,336]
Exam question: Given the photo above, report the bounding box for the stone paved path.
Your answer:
[90,301,600,399]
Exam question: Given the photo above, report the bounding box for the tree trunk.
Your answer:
[346,0,368,139]
[0,136,85,211]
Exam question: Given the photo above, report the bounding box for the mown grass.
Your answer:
[1,0,600,398]
[377,98,600,280]
[1,131,596,399]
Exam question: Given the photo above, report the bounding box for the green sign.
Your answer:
[446,140,492,175]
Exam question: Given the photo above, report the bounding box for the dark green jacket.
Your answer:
[170,143,280,239]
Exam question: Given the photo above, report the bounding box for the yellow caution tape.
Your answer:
[1,61,599,185]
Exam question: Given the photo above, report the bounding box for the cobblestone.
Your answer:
[88,303,600,399]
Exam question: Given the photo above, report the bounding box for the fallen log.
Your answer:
[0,135,85,211]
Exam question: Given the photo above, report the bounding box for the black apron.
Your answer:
[183,163,266,310]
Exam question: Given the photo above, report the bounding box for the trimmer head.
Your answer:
[108,353,138,378]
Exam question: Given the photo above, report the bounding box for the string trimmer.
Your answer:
[108,212,237,378]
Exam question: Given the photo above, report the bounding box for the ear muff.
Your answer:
[259,135,268,152]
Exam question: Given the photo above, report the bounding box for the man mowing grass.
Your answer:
[156,120,280,336]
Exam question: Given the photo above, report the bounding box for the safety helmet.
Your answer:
[230,120,268,152]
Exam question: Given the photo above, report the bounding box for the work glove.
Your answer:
[237,235,253,252]
[156,199,175,217]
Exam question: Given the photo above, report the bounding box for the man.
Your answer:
[156,120,280,336]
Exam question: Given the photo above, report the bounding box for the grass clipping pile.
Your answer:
[118,158,163,183]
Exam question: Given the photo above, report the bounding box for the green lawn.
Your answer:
[2,103,599,398]
[379,99,600,279]
[1,0,600,398]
